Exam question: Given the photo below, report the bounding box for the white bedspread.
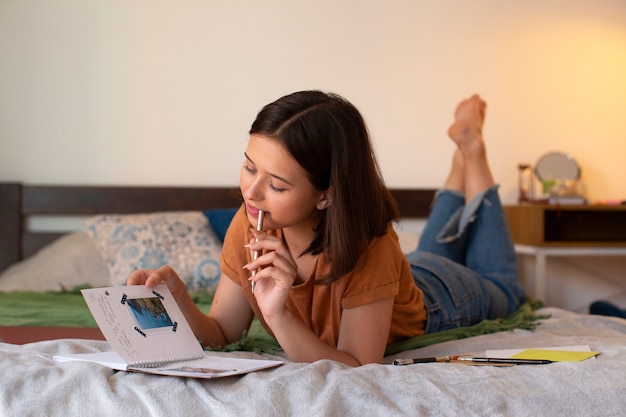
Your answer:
[2,307,626,417]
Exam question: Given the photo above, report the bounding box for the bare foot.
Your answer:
[446,95,494,200]
[447,94,486,156]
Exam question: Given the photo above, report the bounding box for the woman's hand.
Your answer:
[244,229,298,319]
[127,265,188,303]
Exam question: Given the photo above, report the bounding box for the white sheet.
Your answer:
[2,307,626,417]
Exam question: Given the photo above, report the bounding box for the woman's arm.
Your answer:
[205,275,255,345]
[264,296,394,366]
[246,229,395,366]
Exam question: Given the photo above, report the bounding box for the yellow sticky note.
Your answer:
[510,349,599,362]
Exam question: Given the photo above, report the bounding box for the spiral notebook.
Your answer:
[53,284,282,379]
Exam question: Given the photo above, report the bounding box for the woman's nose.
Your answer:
[243,177,263,201]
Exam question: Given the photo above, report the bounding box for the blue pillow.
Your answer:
[203,208,238,243]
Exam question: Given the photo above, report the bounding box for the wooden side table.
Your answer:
[504,204,626,302]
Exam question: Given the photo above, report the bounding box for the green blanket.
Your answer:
[0,289,547,356]
[0,289,214,327]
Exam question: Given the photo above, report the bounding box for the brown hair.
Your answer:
[249,90,399,284]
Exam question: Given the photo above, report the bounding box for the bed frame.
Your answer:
[0,182,436,273]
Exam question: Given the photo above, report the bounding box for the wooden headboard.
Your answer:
[0,182,436,272]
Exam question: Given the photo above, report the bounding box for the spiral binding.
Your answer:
[129,353,206,369]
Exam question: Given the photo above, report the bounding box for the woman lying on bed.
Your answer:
[128,91,525,366]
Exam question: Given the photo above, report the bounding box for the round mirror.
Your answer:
[534,151,580,182]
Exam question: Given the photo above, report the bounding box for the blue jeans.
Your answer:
[405,186,525,333]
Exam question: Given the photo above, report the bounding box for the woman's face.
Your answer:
[240,134,325,231]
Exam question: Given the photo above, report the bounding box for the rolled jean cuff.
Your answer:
[435,185,500,244]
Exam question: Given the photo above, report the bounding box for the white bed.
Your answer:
[2,307,626,416]
[1,183,625,416]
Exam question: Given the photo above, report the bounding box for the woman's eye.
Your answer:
[243,163,286,192]
[269,182,286,193]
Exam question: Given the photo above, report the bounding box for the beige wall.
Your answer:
[1,0,625,204]
[1,0,625,311]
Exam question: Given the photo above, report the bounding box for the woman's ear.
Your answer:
[316,188,332,210]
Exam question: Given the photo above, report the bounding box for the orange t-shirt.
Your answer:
[219,206,427,347]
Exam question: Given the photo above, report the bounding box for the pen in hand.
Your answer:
[251,210,264,294]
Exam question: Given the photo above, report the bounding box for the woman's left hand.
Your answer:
[244,229,297,318]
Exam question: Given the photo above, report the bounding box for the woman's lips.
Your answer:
[246,203,261,217]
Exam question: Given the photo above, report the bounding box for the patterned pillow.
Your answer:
[83,211,222,291]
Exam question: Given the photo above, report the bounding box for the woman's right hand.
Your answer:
[129,265,224,346]
[127,265,188,302]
